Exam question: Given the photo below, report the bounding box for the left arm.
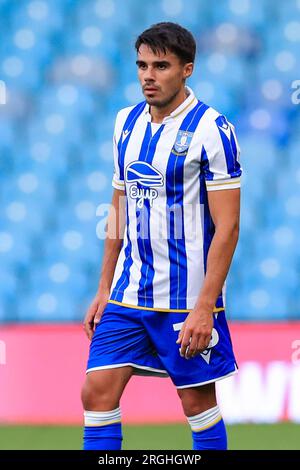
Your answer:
[177,188,240,359]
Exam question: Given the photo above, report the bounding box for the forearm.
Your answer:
[97,237,123,295]
[195,225,239,312]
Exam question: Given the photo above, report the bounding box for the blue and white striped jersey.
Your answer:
[109,87,242,312]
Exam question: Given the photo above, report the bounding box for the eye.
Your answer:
[138,63,147,70]
[157,64,167,70]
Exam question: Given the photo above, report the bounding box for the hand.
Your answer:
[83,291,109,340]
[176,308,214,359]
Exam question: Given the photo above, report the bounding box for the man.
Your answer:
[82,22,242,450]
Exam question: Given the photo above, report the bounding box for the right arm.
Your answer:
[83,188,126,340]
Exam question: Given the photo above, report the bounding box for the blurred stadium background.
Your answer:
[0,0,300,449]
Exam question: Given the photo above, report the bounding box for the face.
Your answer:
[136,44,193,108]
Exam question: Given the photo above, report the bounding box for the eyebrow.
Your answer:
[136,60,171,67]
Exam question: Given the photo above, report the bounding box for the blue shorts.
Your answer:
[86,302,238,388]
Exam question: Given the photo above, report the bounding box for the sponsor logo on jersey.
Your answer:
[126,161,163,208]
[122,129,131,142]
[216,115,232,139]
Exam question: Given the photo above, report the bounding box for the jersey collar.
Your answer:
[144,86,197,124]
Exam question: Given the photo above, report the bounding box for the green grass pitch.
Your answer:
[0,423,299,450]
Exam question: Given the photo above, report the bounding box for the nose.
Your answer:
[143,66,155,82]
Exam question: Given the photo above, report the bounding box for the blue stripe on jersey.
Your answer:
[167,101,209,310]
[137,123,165,307]
[199,170,215,274]
[229,128,242,178]
[200,145,214,181]
[215,115,241,178]
[110,199,131,302]
[200,146,222,306]
[230,128,237,157]
[117,101,147,181]
[111,102,146,302]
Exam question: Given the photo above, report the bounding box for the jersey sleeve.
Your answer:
[112,135,125,190]
[201,114,242,191]
[111,112,125,191]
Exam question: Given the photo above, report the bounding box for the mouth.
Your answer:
[144,87,159,93]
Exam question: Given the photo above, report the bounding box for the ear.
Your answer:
[183,62,194,79]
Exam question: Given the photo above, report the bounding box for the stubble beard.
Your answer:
[145,88,181,109]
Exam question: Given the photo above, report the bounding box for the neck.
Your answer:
[150,87,189,123]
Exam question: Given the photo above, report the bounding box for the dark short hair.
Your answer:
[135,22,196,64]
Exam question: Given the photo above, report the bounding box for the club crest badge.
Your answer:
[173,130,194,155]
